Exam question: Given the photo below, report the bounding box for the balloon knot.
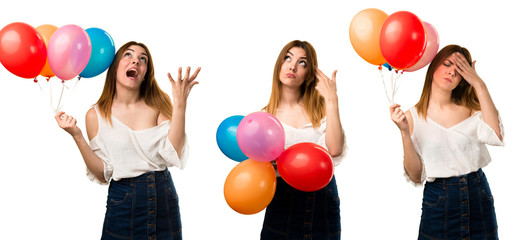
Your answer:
[33,78,38,83]
[378,66,383,70]
[77,76,82,81]
[61,80,65,83]
[395,69,399,74]
[46,77,51,82]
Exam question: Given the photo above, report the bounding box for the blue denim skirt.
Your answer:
[101,169,182,240]
[419,168,498,240]
[261,176,341,240]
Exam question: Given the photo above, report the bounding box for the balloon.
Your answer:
[405,22,439,72]
[277,142,334,192]
[237,112,285,162]
[383,63,392,71]
[0,22,47,78]
[379,11,427,70]
[80,28,115,78]
[224,159,277,215]
[47,24,91,80]
[35,24,58,78]
[216,115,249,162]
[349,8,388,65]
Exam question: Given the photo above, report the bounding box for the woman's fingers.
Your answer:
[389,104,401,114]
[55,111,65,122]
[189,67,201,82]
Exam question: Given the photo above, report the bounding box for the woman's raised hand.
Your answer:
[55,111,82,137]
[168,66,201,107]
[315,68,338,102]
[390,104,409,133]
[453,52,483,88]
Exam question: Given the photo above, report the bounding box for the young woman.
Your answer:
[55,41,200,240]
[390,45,503,240]
[261,40,345,240]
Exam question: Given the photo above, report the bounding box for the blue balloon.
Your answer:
[383,63,393,71]
[80,28,115,78]
[216,115,248,162]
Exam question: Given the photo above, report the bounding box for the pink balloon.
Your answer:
[48,25,91,80]
[405,22,439,72]
[237,112,285,162]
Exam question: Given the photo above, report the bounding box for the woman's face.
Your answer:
[116,45,149,90]
[279,47,308,89]
[432,54,463,91]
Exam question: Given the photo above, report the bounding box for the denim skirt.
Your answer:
[261,176,341,240]
[418,168,498,240]
[101,169,182,240]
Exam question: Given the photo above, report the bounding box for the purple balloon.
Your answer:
[48,25,91,80]
[237,112,285,162]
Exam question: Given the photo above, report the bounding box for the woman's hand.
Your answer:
[168,66,201,108]
[55,111,82,138]
[315,68,338,102]
[390,104,409,134]
[453,52,483,88]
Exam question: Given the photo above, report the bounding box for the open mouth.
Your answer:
[126,69,138,79]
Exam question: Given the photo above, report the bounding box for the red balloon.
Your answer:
[277,142,334,192]
[379,11,427,70]
[0,22,47,78]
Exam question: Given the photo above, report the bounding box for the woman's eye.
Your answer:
[124,52,131,57]
[284,56,291,61]
[140,57,147,62]
[299,61,307,66]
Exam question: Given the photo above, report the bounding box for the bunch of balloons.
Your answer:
[349,9,440,71]
[216,112,283,215]
[217,112,334,214]
[349,9,439,103]
[0,22,115,81]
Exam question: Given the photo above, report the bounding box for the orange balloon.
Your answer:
[224,159,277,215]
[35,24,58,78]
[349,8,388,65]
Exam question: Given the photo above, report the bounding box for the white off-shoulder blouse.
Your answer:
[87,106,188,184]
[406,107,504,186]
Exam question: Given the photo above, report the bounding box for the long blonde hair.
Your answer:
[95,41,173,125]
[263,40,325,127]
[415,44,480,119]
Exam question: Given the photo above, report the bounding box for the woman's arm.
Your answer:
[166,67,201,158]
[55,108,106,183]
[315,68,344,157]
[390,105,423,183]
[454,52,502,141]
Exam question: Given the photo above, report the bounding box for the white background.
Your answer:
[1,0,513,239]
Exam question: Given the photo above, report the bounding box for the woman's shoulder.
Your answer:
[86,106,99,141]
[86,106,97,118]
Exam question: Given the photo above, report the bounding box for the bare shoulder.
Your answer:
[157,112,170,125]
[85,107,99,141]
[405,109,414,135]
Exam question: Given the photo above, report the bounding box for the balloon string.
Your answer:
[392,71,403,103]
[49,78,56,113]
[390,71,395,104]
[57,78,80,111]
[35,78,44,93]
[379,67,392,104]
[55,81,65,112]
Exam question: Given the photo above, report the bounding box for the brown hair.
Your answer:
[95,41,173,125]
[415,44,480,119]
[263,40,325,127]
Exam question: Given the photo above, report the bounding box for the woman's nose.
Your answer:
[289,63,296,71]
